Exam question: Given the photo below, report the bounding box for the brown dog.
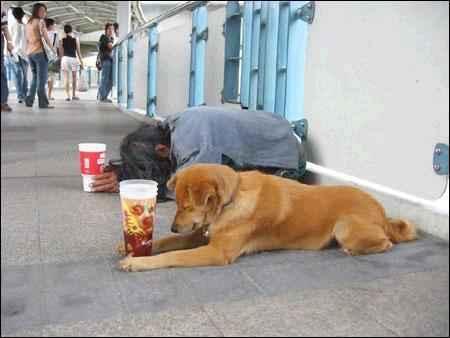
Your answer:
[119,164,417,272]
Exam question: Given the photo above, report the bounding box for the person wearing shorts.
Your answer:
[46,18,59,100]
[59,24,84,101]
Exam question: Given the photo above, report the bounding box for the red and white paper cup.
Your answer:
[78,143,106,192]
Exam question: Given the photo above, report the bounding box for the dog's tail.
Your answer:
[385,218,417,243]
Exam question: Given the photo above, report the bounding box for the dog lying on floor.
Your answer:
[119,164,417,272]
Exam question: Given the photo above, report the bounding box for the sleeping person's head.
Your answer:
[119,121,172,197]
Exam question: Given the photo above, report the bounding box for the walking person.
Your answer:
[59,24,84,101]
[9,7,29,104]
[24,3,53,109]
[1,6,14,112]
[46,18,59,101]
[97,23,114,103]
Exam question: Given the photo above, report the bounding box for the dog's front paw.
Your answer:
[118,257,138,272]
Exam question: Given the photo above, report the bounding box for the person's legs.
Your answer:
[99,59,112,101]
[12,59,24,100]
[64,70,71,99]
[48,74,54,99]
[19,57,29,101]
[1,55,11,110]
[35,52,49,108]
[25,54,38,107]
[71,70,77,98]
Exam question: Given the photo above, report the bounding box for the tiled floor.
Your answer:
[1,90,449,337]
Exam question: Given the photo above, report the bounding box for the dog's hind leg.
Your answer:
[334,215,393,256]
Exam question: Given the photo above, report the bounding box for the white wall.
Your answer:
[304,1,449,200]
[156,12,192,117]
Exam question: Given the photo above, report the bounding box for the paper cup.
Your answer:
[120,180,158,257]
[79,143,106,192]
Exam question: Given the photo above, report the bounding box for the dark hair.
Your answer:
[45,18,55,28]
[105,23,113,33]
[119,122,172,200]
[64,24,72,34]
[12,7,25,23]
[113,22,119,31]
[29,3,47,22]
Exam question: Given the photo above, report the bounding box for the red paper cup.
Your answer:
[78,143,106,192]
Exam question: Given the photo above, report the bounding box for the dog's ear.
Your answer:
[215,166,240,213]
[167,174,177,191]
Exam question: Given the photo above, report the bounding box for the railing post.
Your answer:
[222,1,241,103]
[147,24,159,117]
[263,1,280,113]
[88,66,92,88]
[249,1,261,111]
[189,4,208,107]
[240,1,253,109]
[275,1,290,117]
[117,44,123,103]
[127,36,135,110]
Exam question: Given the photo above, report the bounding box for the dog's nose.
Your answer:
[171,223,179,233]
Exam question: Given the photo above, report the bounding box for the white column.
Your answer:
[117,1,131,39]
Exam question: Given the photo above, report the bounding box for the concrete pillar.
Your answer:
[117,1,131,39]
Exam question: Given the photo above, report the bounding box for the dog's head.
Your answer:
[167,164,240,234]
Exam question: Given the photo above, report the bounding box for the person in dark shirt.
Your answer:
[97,23,114,102]
[59,24,84,101]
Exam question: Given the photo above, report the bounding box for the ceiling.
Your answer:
[4,1,119,33]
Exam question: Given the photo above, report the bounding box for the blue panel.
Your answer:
[223,1,241,102]
[88,66,92,88]
[285,1,308,121]
[249,1,261,111]
[147,25,158,117]
[117,44,124,104]
[112,47,117,88]
[275,1,290,117]
[188,8,198,107]
[126,36,135,110]
[263,1,279,113]
[257,1,268,110]
[240,1,253,108]
[194,5,207,106]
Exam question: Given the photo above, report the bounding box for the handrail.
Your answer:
[114,1,208,46]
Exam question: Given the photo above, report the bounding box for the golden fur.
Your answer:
[119,164,416,272]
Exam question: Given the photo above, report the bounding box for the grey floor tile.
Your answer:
[204,289,396,337]
[1,265,45,335]
[335,270,449,337]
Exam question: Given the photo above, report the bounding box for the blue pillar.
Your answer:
[189,8,198,107]
[275,1,290,117]
[147,24,159,117]
[189,5,208,107]
[240,1,253,109]
[222,1,241,103]
[127,36,135,110]
[285,1,308,121]
[117,44,124,103]
[249,1,261,111]
[263,1,280,113]
[113,47,118,90]
[257,1,268,110]
[88,66,92,88]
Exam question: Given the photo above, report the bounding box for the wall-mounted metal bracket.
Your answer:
[197,28,209,41]
[127,92,134,100]
[294,1,315,24]
[433,143,449,175]
[147,96,157,107]
[292,119,309,142]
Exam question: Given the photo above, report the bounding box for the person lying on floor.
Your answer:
[91,105,306,201]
